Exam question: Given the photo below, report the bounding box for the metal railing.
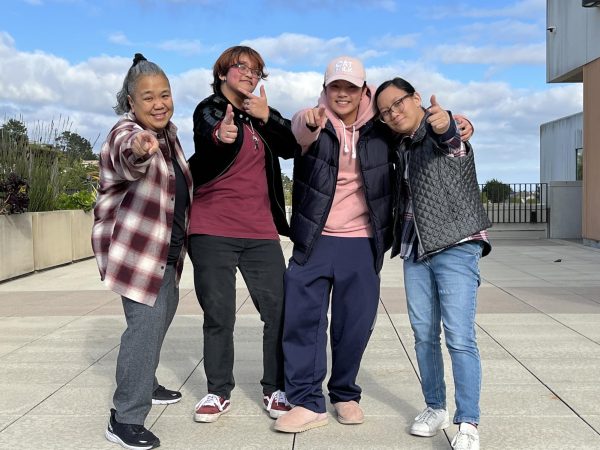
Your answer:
[480,182,548,224]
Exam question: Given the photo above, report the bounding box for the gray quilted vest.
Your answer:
[392,120,491,259]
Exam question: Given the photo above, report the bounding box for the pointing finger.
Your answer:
[237,87,254,99]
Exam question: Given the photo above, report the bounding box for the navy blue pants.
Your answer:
[282,236,380,413]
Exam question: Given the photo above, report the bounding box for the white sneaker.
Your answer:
[451,423,480,450]
[410,407,450,437]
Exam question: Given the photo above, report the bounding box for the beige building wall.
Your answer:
[583,57,600,243]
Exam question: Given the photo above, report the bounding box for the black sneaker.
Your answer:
[105,408,160,450]
[152,385,182,405]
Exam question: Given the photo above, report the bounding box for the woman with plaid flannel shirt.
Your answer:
[93,53,193,450]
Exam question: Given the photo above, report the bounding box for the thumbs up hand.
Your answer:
[132,130,160,157]
[217,103,238,144]
[426,94,451,135]
[238,85,269,123]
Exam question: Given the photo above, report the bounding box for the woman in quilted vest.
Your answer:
[375,77,491,450]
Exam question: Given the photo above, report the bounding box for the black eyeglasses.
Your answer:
[379,93,413,123]
[230,63,263,79]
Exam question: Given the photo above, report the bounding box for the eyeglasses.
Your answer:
[230,63,263,79]
[379,93,413,123]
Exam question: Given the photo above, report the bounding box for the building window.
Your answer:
[576,147,583,181]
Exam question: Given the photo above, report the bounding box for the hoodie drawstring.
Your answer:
[338,119,357,160]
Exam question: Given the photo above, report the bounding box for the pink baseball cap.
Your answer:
[324,56,366,87]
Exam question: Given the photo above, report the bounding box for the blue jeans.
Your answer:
[403,241,483,425]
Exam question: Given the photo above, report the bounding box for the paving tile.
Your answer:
[152,415,294,450]
[476,417,600,449]
[294,416,452,449]
[2,239,600,448]
[518,358,600,384]
[0,383,64,415]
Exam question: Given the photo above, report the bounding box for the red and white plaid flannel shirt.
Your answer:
[92,113,193,306]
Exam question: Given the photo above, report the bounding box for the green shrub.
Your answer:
[1,117,98,213]
[55,190,96,212]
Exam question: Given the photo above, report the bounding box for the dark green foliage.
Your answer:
[0,118,98,214]
[55,131,98,161]
[0,172,29,214]
[482,178,512,203]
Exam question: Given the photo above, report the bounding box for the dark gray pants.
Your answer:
[113,265,179,424]
[188,235,285,399]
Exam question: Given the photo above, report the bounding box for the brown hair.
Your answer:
[211,46,268,94]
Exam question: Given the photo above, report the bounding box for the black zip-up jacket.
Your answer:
[188,92,300,237]
[289,118,395,273]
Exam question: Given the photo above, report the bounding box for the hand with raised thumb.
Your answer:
[132,130,160,157]
[426,94,450,135]
[217,103,238,144]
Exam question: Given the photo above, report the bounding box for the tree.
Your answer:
[55,131,97,161]
[482,178,512,203]
[281,172,292,207]
[0,119,28,145]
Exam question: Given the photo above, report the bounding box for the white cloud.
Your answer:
[107,32,206,57]
[458,19,542,44]
[467,0,546,19]
[429,0,545,20]
[157,39,203,56]
[241,33,360,67]
[0,31,16,53]
[427,43,546,65]
[264,0,397,11]
[108,32,132,46]
[372,33,420,50]
[0,32,583,183]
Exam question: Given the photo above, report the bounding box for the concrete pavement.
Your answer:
[1,238,600,449]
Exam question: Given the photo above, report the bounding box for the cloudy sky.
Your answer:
[0,0,583,183]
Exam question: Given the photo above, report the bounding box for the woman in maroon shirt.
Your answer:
[187,46,299,423]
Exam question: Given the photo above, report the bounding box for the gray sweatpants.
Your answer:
[113,265,179,424]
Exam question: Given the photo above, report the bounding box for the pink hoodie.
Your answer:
[291,85,377,238]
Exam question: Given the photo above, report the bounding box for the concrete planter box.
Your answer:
[0,213,34,281]
[32,211,73,270]
[71,210,94,261]
[0,210,94,282]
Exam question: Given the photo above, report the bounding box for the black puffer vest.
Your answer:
[392,118,492,259]
[290,119,395,273]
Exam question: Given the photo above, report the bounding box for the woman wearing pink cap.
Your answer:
[274,56,474,433]
[273,56,394,433]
